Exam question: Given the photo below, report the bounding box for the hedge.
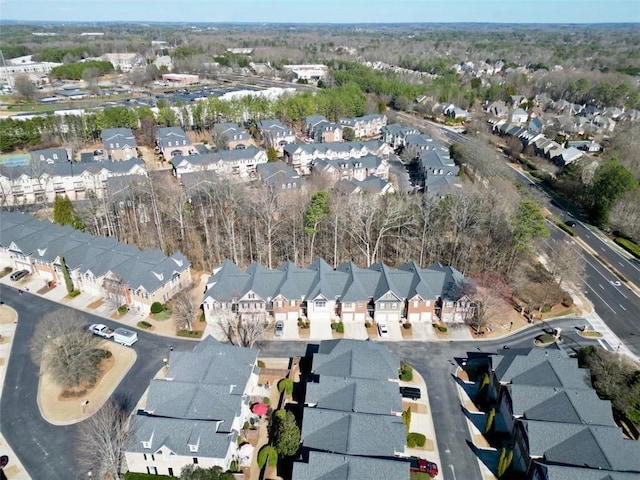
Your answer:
[69,289,81,297]
[177,330,203,338]
[278,378,294,395]
[123,474,174,480]
[257,445,278,468]
[137,321,152,329]
[399,362,413,382]
[150,302,164,314]
[407,432,426,448]
[555,221,575,236]
[615,237,640,259]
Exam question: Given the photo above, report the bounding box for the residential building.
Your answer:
[101,128,138,161]
[0,158,147,205]
[487,101,508,118]
[333,176,395,197]
[171,146,267,179]
[30,148,69,164]
[212,123,252,150]
[339,114,387,139]
[125,336,259,476]
[306,117,343,143]
[481,347,640,479]
[156,127,196,160]
[381,124,420,150]
[283,140,390,175]
[403,134,438,159]
[293,339,413,479]
[418,148,461,196]
[511,108,529,124]
[256,161,304,191]
[444,104,469,120]
[201,259,472,327]
[0,212,191,312]
[311,154,389,182]
[257,119,296,155]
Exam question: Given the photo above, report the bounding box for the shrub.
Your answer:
[150,302,164,314]
[541,305,551,313]
[137,321,152,329]
[0,266,12,278]
[330,322,337,330]
[536,333,556,344]
[402,408,412,434]
[434,324,447,332]
[68,289,81,297]
[407,432,426,448]
[60,389,88,398]
[257,360,265,368]
[257,445,278,469]
[278,378,294,395]
[403,322,412,330]
[118,305,128,315]
[365,321,372,328]
[199,311,206,322]
[177,330,202,338]
[229,460,238,472]
[102,349,113,359]
[561,292,574,307]
[263,396,270,405]
[556,221,575,236]
[399,362,413,382]
[336,322,344,333]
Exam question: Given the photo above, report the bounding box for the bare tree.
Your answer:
[461,273,512,333]
[173,290,198,331]
[546,240,585,290]
[103,276,128,312]
[13,74,38,101]
[30,309,106,389]
[212,307,270,348]
[77,397,131,480]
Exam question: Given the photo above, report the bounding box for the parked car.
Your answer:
[9,270,29,282]
[565,220,576,227]
[377,322,389,337]
[274,321,284,337]
[409,457,438,477]
[400,386,421,400]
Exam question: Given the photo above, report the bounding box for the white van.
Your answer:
[113,327,138,346]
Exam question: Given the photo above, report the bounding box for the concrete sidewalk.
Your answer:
[0,305,32,480]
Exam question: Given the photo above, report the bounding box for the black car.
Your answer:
[565,220,576,228]
[9,269,29,281]
[400,386,421,400]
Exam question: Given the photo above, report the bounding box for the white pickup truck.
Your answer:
[89,324,114,339]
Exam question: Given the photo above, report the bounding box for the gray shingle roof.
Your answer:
[145,380,242,429]
[156,127,191,148]
[301,408,406,456]
[283,140,386,158]
[522,420,640,472]
[534,463,640,480]
[0,212,188,293]
[166,336,257,387]
[520,388,615,426]
[127,415,233,458]
[313,339,400,381]
[305,376,402,414]
[292,451,410,480]
[101,128,137,149]
[30,147,69,164]
[204,259,469,307]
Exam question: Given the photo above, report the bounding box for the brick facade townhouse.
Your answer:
[0,212,191,313]
[201,258,473,327]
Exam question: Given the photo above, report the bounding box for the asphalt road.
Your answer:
[388,152,412,192]
[0,286,196,480]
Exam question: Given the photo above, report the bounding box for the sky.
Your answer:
[0,0,638,24]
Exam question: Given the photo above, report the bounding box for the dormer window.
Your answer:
[53,153,58,160]
[189,444,198,453]
[142,441,151,448]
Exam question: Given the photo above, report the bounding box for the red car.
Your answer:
[409,457,438,477]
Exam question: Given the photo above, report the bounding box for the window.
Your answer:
[39,155,45,161]
[425,300,431,307]
[357,302,363,308]
[392,302,398,309]
[380,302,386,309]
[290,300,295,307]
[413,301,418,308]
[248,293,255,299]
[168,141,172,146]
[315,300,326,308]
[343,302,352,310]
[110,143,114,149]
[277,300,283,308]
